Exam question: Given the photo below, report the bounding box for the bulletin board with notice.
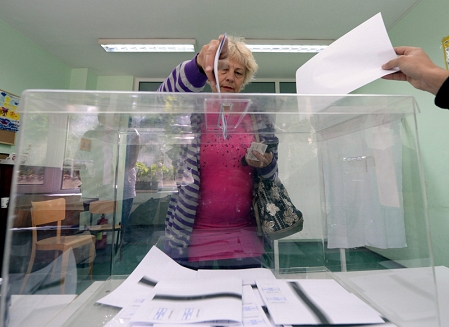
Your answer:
[0,89,20,145]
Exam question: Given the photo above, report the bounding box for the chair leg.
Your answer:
[60,249,70,294]
[88,239,95,280]
[119,224,124,261]
[114,225,121,256]
[20,245,36,294]
[50,250,59,278]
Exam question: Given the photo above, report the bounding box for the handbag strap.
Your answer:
[250,114,260,143]
[250,113,263,236]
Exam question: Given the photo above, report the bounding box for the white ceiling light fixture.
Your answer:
[98,38,196,53]
[245,39,334,53]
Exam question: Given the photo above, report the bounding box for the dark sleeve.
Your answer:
[435,77,449,109]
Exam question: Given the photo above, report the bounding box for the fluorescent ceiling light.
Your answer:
[245,39,333,53]
[98,38,196,52]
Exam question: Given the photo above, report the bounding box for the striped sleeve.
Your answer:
[255,114,279,181]
[157,55,208,93]
[164,114,203,261]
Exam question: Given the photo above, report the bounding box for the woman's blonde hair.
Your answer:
[227,36,258,88]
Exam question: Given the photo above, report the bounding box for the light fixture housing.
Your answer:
[98,38,196,53]
[245,39,334,53]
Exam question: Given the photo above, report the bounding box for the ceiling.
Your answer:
[1,0,420,80]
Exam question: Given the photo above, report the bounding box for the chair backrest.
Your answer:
[31,198,66,226]
[89,200,117,214]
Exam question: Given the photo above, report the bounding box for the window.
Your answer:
[17,114,98,194]
[136,79,295,93]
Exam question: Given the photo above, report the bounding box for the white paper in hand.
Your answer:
[214,33,227,93]
[247,142,267,161]
[296,12,398,94]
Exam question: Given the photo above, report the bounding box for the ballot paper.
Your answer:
[214,33,231,138]
[240,285,273,327]
[203,97,252,132]
[296,12,398,94]
[214,33,227,93]
[104,272,274,327]
[246,142,268,161]
[130,276,243,326]
[256,279,384,325]
[97,246,197,308]
[104,285,272,327]
[144,286,272,327]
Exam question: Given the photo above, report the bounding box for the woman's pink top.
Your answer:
[188,114,264,261]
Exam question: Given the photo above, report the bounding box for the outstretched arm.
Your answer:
[157,35,228,93]
[382,46,449,95]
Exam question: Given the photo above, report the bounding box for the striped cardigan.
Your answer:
[159,56,279,261]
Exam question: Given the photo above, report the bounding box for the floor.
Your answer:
[81,225,404,293]
[8,223,404,295]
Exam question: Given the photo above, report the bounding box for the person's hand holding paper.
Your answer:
[196,34,228,91]
[296,13,398,94]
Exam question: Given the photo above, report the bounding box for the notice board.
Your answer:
[0,89,20,145]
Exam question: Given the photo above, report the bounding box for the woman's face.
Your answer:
[217,58,246,93]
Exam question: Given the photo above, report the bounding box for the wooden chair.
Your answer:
[20,198,95,294]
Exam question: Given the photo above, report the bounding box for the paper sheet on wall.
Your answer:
[296,12,398,94]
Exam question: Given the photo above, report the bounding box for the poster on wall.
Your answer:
[443,35,449,70]
[0,89,20,145]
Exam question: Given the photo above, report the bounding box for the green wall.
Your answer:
[0,20,72,95]
[355,0,449,266]
[97,76,134,91]
[0,19,72,154]
[0,18,133,155]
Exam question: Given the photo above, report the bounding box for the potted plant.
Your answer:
[149,163,160,190]
[135,161,152,190]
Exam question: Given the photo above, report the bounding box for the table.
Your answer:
[7,267,448,327]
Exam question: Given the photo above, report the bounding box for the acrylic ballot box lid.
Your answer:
[1,90,440,327]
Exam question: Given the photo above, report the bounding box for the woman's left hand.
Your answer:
[245,151,273,168]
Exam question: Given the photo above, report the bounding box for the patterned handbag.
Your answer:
[249,114,304,240]
[253,177,304,240]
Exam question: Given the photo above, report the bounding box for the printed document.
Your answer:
[257,279,384,325]
[130,276,242,325]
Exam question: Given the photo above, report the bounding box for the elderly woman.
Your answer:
[159,35,278,269]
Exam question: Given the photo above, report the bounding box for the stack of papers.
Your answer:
[100,246,384,326]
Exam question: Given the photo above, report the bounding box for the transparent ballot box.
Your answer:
[1,90,440,326]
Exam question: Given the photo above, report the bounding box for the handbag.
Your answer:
[253,177,304,240]
[250,114,304,240]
